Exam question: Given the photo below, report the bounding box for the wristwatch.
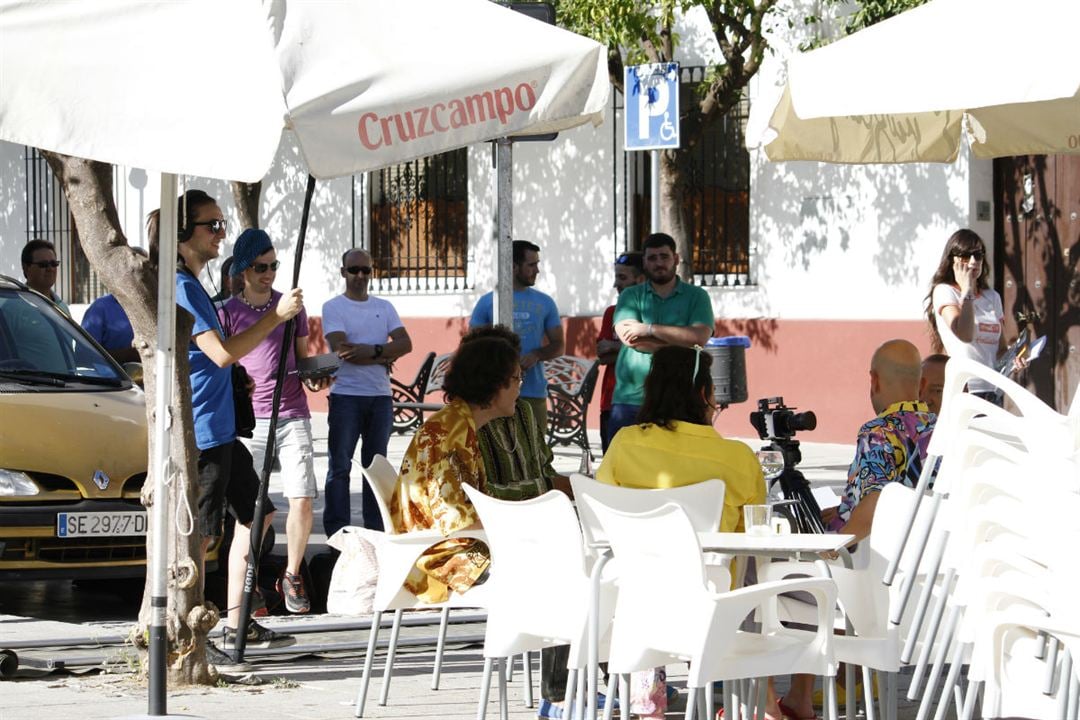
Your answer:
[373,344,384,359]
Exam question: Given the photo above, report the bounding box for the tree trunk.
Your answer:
[231,181,262,230]
[41,152,218,686]
[659,148,693,280]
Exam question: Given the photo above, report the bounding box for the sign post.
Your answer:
[624,63,680,234]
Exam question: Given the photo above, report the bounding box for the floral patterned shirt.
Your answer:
[837,401,935,523]
[389,399,490,603]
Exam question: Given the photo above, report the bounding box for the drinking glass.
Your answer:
[743,504,773,536]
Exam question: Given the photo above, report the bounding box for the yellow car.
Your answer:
[0,275,150,579]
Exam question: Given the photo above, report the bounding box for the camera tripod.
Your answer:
[762,437,826,534]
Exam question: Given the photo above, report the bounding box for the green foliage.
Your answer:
[801,0,928,49]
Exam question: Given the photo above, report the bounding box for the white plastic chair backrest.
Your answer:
[361,454,398,532]
[591,499,707,609]
[931,425,1030,495]
[462,485,587,589]
[938,356,1073,454]
[570,473,726,547]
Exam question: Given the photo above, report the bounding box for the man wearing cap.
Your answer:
[220,229,326,614]
[608,233,714,440]
[597,252,646,452]
[322,248,412,539]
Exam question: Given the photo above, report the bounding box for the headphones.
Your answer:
[178,222,193,243]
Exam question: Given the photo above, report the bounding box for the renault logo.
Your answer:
[92,470,110,491]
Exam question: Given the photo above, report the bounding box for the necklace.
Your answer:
[239,292,273,313]
[489,419,519,455]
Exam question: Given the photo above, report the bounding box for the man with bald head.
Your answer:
[322,248,412,538]
[827,339,936,542]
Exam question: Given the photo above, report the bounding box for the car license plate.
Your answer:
[56,511,147,537]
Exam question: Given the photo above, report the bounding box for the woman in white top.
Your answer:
[924,229,1023,405]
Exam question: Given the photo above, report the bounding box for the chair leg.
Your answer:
[602,671,618,720]
[619,674,631,720]
[932,640,968,720]
[846,663,857,720]
[757,677,768,720]
[505,652,514,682]
[1056,651,1074,720]
[916,605,961,720]
[825,672,839,720]
[887,671,899,720]
[684,686,697,720]
[697,685,708,720]
[1068,672,1079,720]
[431,606,450,690]
[909,569,957,700]
[477,657,495,720]
[497,657,509,720]
[1047,638,1062,694]
[706,682,716,720]
[863,666,876,720]
[575,667,586,720]
[562,664,577,720]
[523,651,534,708]
[354,610,381,717]
[378,609,403,706]
[960,679,980,720]
[739,678,749,720]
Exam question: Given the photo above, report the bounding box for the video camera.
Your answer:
[749,397,817,441]
[748,396,825,534]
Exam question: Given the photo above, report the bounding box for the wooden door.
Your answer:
[995,155,1080,413]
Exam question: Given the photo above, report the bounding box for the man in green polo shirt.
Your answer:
[608,232,714,439]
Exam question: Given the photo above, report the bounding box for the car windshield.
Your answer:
[0,288,128,385]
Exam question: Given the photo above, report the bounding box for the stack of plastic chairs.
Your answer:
[884,357,1080,720]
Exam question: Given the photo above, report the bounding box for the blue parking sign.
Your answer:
[624,63,680,151]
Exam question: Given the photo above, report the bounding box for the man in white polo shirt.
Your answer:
[322,249,412,538]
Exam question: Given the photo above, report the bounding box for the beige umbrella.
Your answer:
[756,0,1080,163]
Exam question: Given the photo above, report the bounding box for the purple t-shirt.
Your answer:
[219,291,310,419]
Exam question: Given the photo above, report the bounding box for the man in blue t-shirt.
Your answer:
[161,189,304,658]
[470,240,564,438]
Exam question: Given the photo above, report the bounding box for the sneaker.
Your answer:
[278,572,311,614]
[205,640,249,670]
[220,620,296,651]
[536,693,616,719]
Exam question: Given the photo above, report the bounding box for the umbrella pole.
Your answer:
[232,174,318,663]
[148,173,179,715]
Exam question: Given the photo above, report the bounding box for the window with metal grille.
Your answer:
[23,147,106,304]
[368,148,469,293]
[614,68,753,287]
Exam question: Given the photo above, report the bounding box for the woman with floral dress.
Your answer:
[389,333,521,604]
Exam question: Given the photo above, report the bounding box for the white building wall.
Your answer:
[0,1,997,329]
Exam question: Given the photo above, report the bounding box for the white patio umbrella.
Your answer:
[0,2,608,715]
[754,0,1080,163]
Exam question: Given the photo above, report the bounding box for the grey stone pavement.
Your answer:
[0,416,935,720]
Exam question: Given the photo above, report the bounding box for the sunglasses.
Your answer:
[29,260,60,269]
[953,251,984,261]
[345,265,373,275]
[191,219,228,234]
[251,260,280,274]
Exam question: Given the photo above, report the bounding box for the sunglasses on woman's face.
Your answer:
[251,260,280,273]
[953,251,984,261]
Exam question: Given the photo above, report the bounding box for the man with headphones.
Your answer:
[154,189,304,663]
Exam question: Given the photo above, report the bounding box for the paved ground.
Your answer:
[0,416,938,720]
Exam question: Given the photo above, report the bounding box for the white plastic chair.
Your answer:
[462,485,616,720]
[353,454,494,717]
[884,356,1078,605]
[589,499,840,720]
[759,482,942,720]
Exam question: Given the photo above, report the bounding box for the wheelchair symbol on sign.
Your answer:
[659,114,676,142]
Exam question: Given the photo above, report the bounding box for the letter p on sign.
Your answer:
[624,63,680,151]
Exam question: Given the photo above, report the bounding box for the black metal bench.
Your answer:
[390,351,451,434]
[544,355,600,461]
